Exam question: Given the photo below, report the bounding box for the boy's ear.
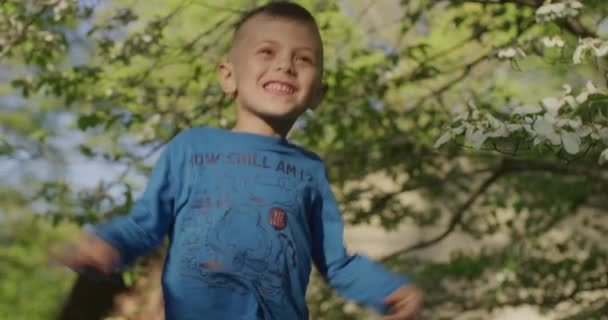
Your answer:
[217,60,237,96]
[309,82,328,111]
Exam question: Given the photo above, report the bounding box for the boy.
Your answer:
[58,2,422,319]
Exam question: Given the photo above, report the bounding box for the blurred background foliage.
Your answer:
[1,0,608,319]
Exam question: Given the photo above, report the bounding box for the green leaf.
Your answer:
[122,272,134,287]
[77,114,101,131]
[79,144,95,157]
[31,129,48,143]
[575,94,608,122]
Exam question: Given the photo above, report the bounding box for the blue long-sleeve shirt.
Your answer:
[92,126,407,320]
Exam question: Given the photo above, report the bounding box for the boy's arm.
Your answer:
[310,168,409,314]
[89,137,182,268]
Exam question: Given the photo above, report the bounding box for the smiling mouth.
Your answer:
[263,81,296,95]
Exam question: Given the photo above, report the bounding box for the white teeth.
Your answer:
[265,82,294,94]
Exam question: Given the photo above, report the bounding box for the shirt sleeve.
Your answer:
[310,166,409,314]
[90,138,180,268]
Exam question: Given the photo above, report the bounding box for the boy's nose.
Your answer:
[275,57,295,75]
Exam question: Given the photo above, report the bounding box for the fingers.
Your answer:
[383,287,405,305]
[390,288,422,313]
[55,242,97,271]
[82,233,120,273]
[50,233,119,275]
[385,302,420,320]
[383,285,423,320]
[50,242,81,268]
[383,303,419,320]
[383,292,399,305]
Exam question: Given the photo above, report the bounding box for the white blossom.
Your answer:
[512,104,542,115]
[599,149,608,165]
[561,131,581,154]
[541,97,564,116]
[506,124,523,132]
[483,114,508,138]
[562,95,576,108]
[575,80,599,103]
[41,31,56,42]
[136,114,161,142]
[487,127,508,138]
[497,47,526,60]
[436,81,608,157]
[434,131,452,148]
[596,128,608,141]
[576,126,592,138]
[453,107,469,122]
[485,113,502,128]
[452,125,466,135]
[566,117,582,129]
[536,0,583,23]
[573,38,608,64]
[498,48,516,59]
[467,129,488,150]
[53,0,71,21]
[533,115,561,145]
[542,36,565,48]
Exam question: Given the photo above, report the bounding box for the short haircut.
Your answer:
[233,1,320,40]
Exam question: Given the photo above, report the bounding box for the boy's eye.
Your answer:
[296,56,313,64]
[259,48,273,55]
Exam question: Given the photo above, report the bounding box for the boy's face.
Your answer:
[218,15,325,124]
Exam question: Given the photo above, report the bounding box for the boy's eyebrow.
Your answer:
[255,40,317,54]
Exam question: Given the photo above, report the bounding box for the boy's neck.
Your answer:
[232,116,294,138]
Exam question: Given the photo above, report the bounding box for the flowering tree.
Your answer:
[1,0,608,319]
[436,1,608,164]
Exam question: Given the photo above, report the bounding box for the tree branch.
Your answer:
[461,0,541,6]
[381,166,506,262]
[415,53,489,105]
[560,17,597,38]
[191,1,242,14]
[461,0,597,38]
[502,157,608,181]
[378,154,608,262]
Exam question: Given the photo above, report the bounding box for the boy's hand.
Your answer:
[382,284,423,320]
[52,232,120,274]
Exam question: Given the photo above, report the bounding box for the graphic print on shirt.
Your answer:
[178,152,313,304]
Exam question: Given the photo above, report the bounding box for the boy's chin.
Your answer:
[259,111,301,123]
[253,105,306,121]
[238,102,308,124]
